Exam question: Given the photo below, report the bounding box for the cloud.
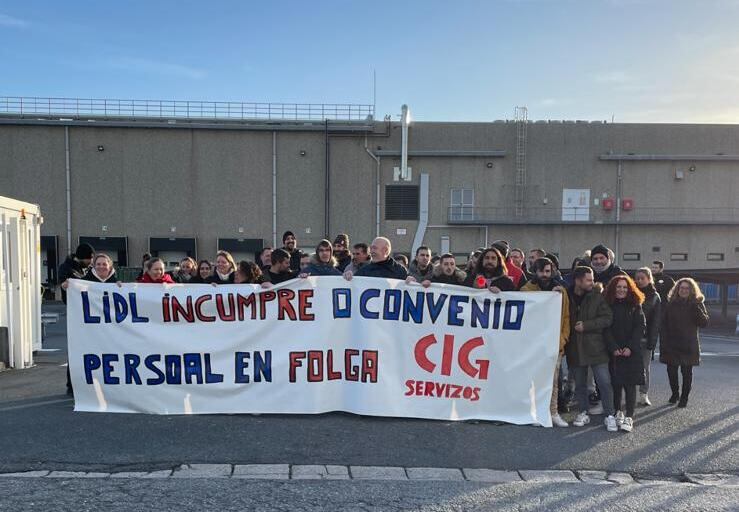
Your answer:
[107,57,206,80]
[0,13,28,28]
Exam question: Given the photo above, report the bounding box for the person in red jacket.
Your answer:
[136,257,175,284]
[492,240,524,289]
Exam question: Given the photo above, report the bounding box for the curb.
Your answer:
[1,465,737,487]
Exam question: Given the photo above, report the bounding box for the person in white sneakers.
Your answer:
[565,266,618,431]
[604,275,646,433]
[521,257,571,427]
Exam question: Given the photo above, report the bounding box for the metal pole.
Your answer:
[65,126,72,256]
[364,136,381,238]
[615,160,622,263]
[324,120,330,238]
[272,131,278,248]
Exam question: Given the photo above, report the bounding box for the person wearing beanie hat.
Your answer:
[58,243,95,304]
[333,233,352,272]
[492,240,524,289]
[590,244,624,285]
[58,242,95,396]
[281,230,303,272]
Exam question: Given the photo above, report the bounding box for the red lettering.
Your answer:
[361,350,378,383]
[259,291,277,320]
[423,381,434,396]
[307,351,323,382]
[404,379,415,396]
[288,351,306,383]
[236,293,257,320]
[345,349,359,381]
[441,334,454,376]
[298,290,314,320]
[171,295,195,322]
[326,349,342,380]
[162,295,171,322]
[277,289,297,321]
[215,293,235,321]
[194,295,215,322]
[458,336,490,380]
[414,334,437,374]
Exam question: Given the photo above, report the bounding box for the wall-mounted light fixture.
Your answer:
[486,162,494,169]
[97,145,105,152]
[299,150,307,156]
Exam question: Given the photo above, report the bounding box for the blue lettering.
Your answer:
[183,353,203,384]
[235,352,250,383]
[426,293,448,323]
[204,354,223,383]
[254,351,272,382]
[503,300,526,330]
[471,298,490,328]
[124,354,142,384]
[129,293,149,323]
[81,292,101,324]
[383,289,401,321]
[360,289,380,319]
[447,295,469,326]
[102,353,119,384]
[145,355,165,385]
[83,353,101,384]
[113,292,129,323]
[332,288,351,318]
[402,291,425,323]
[164,355,182,384]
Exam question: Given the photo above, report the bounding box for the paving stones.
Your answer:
[519,470,579,483]
[0,464,737,487]
[462,469,522,483]
[292,465,349,480]
[172,464,232,478]
[406,467,464,481]
[350,466,408,480]
[233,464,289,480]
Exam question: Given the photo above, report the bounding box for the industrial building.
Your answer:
[0,96,737,307]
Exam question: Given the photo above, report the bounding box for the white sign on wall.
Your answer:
[562,189,590,221]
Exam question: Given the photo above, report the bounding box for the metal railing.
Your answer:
[448,207,739,224]
[0,96,375,122]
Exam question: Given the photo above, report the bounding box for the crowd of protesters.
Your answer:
[58,231,708,431]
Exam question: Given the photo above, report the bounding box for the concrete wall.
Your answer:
[1,119,737,275]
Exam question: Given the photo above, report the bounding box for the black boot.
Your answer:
[667,366,680,404]
[669,392,679,404]
[677,395,688,408]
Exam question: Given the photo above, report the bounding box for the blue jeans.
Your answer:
[573,363,615,416]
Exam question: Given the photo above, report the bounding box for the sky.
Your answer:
[1,0,738,123]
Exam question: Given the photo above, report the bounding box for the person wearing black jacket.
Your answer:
[344,237,408,281]
[190,260,213,283]
[660,277,709,408]
[333,234,352,272]
[58,243,94,304]
[651,260,676,303]
[590,244,625,285]
[424,253,467,286]
[264,249,297,284]
[634,267,662,406]
[462,247,515,292]
[207,250,237,284]
[281,231,304,273]
[604,275,646,433]
[81,254,119,284]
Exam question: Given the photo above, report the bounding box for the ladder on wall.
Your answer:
[514,106,528,217]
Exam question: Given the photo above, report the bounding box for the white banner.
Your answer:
[67,277,562,426]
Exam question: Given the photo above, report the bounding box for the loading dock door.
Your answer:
[217,238,265,264]
[79,236,128,267]
[149,237,197,271]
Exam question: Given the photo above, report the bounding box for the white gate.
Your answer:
[0,195,42,369]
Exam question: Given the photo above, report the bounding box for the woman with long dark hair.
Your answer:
[634,267,662,406]
[300,239,342,277]
[190,260,213,283]
[234,261,266,284]
[660,277,709,408]
[604,275,646,432]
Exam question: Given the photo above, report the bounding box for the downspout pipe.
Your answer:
[615,160,623,264]
[272,131,277,248]
[324,119,330,238]
[364,136,381,237]
[411,173,429,256]
[400,104,410,180]
[64,126,72,255]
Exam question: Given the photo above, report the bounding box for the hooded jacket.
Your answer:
[302,253,341,276]
[408,260,435,282]
[430,265,467,286]
[82,268,117,283]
